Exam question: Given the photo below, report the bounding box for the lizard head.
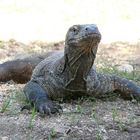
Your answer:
[63,24,101,91]
[65,24,101,53]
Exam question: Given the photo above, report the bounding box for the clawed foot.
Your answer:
[35,99,62,115]
[21,99,62,116]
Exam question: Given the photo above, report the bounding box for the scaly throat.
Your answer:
[63,45,98,92]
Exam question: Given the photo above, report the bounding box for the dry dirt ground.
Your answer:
[0,40,140,140]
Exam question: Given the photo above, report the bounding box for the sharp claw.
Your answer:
[21,105,31,111]
[52,105,63,114]
[50,107,59,114]
[36,100,62,116]
[58,107,63,114]
[58,105,63,111]
[56,104,63,113]
[38,106,45,114]
[43,106,51,115]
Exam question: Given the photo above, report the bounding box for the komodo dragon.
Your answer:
[23,24,140,114]
[0,24,140,115]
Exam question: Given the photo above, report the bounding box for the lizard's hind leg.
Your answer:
[94,73,140,100]
[113,75,140,100]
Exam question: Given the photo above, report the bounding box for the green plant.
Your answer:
[50,127,56,137]
[0,89,26,114]
[112,107,118,122]
[75,97,84,114]
[14,90,28,104]
[28,104,37,129]
[95,130,103,140]
[117,121,125,131]
[97,66,138,81]
[76,104,82,113]
[48,127,57,140]
[111,107,125,131]
[91,108,103,140]
[0,96,11,113]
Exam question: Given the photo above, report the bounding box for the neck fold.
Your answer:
[63,44,98,91]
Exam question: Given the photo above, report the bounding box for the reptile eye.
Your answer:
[71,27,79,34]
[73,28,76,32]
[69,26,79,34]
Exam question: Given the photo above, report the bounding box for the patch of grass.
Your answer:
[91,107,103,140]
[48,127,58,140]
[117,121,125,131]
[97,66,136,80]
[112,107,118,122]
[50,127,56,137]
[111,107,125,131]
[0,89,19,113]
[3,89,28,115]
[75,97,83,114]
[97,65,140,82]
[95,130,103,140]
[15,89,28,105]
[0,96,12,113]
[28,104,37,129]
[75,104,82,113]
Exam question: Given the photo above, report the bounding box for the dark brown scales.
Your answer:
[0,52,55,83]
[0,60,34,83]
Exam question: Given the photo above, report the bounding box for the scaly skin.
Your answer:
[23,24,140,115]
[0,52,55,83]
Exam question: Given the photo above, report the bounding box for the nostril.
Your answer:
[85,25,99,33]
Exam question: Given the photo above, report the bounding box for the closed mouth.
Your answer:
[67,33,101,44]
[81,32,101,40]
[88,33,101,38]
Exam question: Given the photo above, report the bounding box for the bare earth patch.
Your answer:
[0,40,140,140]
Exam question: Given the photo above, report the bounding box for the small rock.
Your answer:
[116,64,133,73]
